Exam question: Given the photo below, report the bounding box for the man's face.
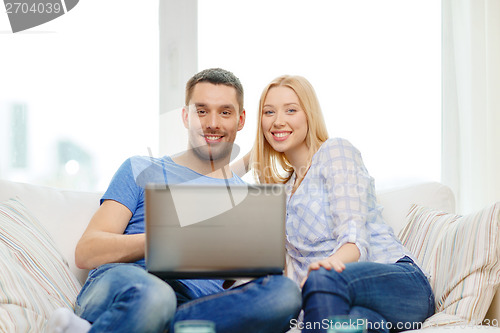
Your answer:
[183,82,245,162]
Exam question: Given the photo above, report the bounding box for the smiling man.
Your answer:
[174,79,245,176]
[47,68,301,333]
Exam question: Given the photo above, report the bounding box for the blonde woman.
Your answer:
[249,75,434,333]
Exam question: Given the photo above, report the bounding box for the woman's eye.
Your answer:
[263,110,274,115]
[287,109,297,113]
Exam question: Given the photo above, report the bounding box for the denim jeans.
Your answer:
[301,257,435,333]
[75,263,301,333]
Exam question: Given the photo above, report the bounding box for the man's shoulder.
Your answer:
[123,155,171,187]
[123,155,247,186]
[126,155,168,169]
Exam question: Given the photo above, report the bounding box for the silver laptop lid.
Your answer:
[145,183,286,279]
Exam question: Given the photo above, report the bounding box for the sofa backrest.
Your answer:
[1,179,456,286]
[378,181,456,235]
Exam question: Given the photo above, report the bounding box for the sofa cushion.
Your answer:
[399,203,500,327]
[0,179,101,285]
[0,199,81,332]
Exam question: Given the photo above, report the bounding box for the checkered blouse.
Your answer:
[284,138,414,284]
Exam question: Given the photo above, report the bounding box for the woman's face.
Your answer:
[261,86,308,158]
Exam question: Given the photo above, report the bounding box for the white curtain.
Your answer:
[442,0,500,214]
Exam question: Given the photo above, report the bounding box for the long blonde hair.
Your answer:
[251,75,329,184]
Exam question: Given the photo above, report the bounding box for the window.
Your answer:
[3,1,440,191]
[0,0,159,191]
[196,0,441,188]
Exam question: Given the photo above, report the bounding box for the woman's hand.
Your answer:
[309,256,346,273]
[300,243,360,288]
[300,257,346,287]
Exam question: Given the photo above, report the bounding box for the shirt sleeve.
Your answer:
[322,139,372,261]
[100,157,143,215]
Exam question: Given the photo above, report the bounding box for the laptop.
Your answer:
[145,183,286,279]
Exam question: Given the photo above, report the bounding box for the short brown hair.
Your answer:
[185,68,244,112]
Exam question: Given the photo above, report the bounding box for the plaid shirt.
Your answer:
[285,138,413,284]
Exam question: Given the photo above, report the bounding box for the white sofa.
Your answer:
[0,178,499,332]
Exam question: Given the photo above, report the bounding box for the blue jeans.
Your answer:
[75,263,301,333]
[301,257,435,333]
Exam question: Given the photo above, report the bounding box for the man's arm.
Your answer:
[75,199,145,270]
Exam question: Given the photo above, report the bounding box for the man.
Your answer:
[48,68,301,333]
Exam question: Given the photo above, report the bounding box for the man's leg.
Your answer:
[75,263,177,333]
[165,279,225,306]
[170,275,302,333]
[301,258,435,333]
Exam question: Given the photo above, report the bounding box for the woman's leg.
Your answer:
[301,258,434,333]
[76,263,177,333]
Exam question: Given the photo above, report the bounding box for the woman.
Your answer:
[250,75,435,333]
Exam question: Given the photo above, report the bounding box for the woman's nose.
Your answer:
[273,111,285,127]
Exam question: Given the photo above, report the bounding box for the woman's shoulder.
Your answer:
[317,137,362,158]
[311,138,366,176]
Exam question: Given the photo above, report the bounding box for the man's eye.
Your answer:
[197,109,206,114]
[221,110,231,116]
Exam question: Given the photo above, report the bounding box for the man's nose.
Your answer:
[204,112,220,130]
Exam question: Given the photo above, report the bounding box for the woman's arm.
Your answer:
[230,150,252,177]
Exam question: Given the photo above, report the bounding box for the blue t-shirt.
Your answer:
[100,155,246,296]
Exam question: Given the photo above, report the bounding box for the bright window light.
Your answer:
[0,0,159,191]
[198,0,441,189]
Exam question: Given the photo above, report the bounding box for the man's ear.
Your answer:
[182,106,189,129]
[237,109,246,131]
